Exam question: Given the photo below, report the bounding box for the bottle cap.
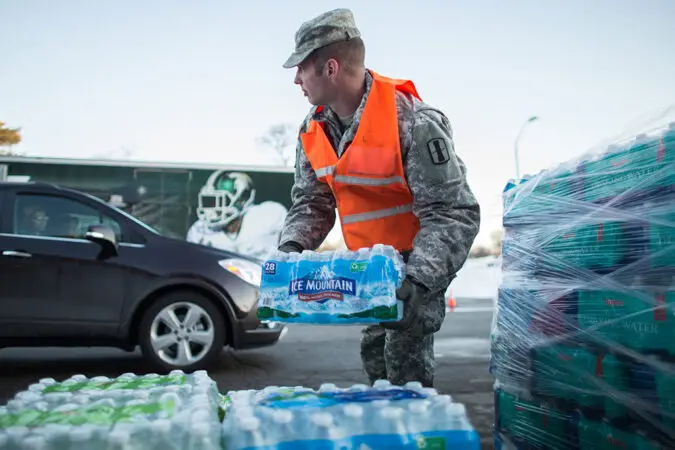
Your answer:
[373,379,391,388]
[421,387,438,396]
[348,384,369,392]
[319,383,339,392]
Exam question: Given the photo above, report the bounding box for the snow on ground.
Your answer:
[446,256,502,302]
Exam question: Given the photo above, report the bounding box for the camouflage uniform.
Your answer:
[280,9,481,388]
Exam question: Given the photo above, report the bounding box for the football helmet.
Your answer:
[197,171,256,231]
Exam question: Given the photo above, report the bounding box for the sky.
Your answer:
[2,0,675,247]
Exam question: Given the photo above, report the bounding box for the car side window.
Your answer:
[12,193,124,242]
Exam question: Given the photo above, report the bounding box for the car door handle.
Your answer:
[2,250,32,258]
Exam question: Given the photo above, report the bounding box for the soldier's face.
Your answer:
[294,60,335,105]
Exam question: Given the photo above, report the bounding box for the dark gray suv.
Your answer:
[0,181,285,372]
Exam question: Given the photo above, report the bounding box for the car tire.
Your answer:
[138,290,227,373]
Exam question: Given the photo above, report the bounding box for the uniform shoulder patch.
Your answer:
[426,138,451,165]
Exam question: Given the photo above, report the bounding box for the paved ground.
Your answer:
[0,297,496,449]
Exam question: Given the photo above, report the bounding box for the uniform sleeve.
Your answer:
[278,125,337,251]
[403,108,481,293]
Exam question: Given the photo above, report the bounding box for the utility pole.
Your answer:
[514,115,539,179]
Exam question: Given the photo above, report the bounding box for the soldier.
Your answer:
[277,8,481,388]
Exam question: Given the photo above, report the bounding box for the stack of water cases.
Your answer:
[258,244,406,324]
[220,380,480,449]
[0,371,222,449]
[492,121,675,449]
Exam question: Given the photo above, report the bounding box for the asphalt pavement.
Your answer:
[0,297,496,449]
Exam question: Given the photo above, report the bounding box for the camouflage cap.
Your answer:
[283,8,361,69]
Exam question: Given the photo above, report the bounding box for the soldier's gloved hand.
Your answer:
[382,276,429,331]
[278,241,303,253]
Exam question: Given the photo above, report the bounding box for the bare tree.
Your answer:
[94,145,136,160]
[490,229,504,254]
[258,123,296,166]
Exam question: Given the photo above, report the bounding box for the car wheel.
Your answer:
[138,290,226,372]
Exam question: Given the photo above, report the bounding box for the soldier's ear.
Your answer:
[325,59,338,80]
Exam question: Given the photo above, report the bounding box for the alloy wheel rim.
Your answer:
[149,302,215,367]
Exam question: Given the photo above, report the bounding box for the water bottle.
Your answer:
[149,419,174,450]
[231,415,266,449]
[340,403,365,443]
[267,409,296,446]
[377,406,410,440]
[41,424,72,449]
[109,422,141,449]
[307,411,344,446]
[356,248,370,261]
[21,434,49,450]
[6,425,30,446]
[406,399,432,434]
[69,425,98,448]
[188,421,215,450]
[107,428,132,450]
[427,395,454,431]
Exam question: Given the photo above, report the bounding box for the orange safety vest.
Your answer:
[301,70,422,252]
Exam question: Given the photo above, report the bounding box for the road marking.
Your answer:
[446,307,494,313]
[434,337,491,360]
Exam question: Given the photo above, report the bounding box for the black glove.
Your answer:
[381,276,429,331]
[278,241,303,253]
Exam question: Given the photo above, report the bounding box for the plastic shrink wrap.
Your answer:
[491,118,675,450]
[0,371,222,449]
[221,381,480,449]
[258,244,406,324]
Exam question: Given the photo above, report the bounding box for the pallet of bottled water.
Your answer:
[221,380,481,449]
[258,244,407,325]
[0,370,222,450]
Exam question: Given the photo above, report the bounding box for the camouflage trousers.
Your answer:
[360,289,446,388]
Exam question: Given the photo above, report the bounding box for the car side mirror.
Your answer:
[85,224,118,254]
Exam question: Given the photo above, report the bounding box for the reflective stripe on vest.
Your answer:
[300,70,422,251]
[315,165,405,187]
[341,203,413,225]
[315,165,334,178]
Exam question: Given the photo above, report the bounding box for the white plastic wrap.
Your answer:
[492,116,675,449]
[0,371,222,449]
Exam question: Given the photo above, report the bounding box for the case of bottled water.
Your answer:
[0,370,222,450]
[221,380,480,449]
[258,244,407,325]
[494,115,675,449]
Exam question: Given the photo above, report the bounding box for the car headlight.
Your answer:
[218,258,262,287]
